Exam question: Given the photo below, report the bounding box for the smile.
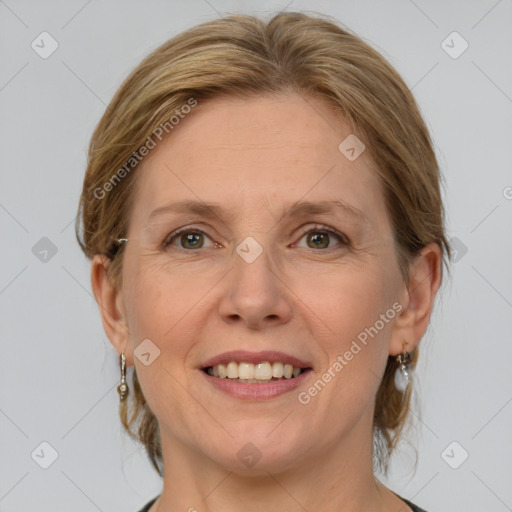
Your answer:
[200,365,313,400]
[204,361,305,383]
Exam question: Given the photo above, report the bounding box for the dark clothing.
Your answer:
[137,496,157,512]
[137,494,429,511]
[400,496,429,512]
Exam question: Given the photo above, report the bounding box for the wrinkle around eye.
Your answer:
[140,215,373,254]
[293,226,350,251]
[163,228,217,250]
[161,226,349,253]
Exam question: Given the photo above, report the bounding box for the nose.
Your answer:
[217,238,293,330]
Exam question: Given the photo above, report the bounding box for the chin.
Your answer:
[205,423,308,475]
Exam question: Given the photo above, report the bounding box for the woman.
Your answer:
[76,11,449,512]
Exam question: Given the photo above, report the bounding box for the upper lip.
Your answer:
[200,350,312,369]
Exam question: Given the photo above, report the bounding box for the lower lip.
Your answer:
[199,369,312,400]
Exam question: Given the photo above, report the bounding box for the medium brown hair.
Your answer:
[76,11,450,476]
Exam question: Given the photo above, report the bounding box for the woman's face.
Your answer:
[115,93,409,473]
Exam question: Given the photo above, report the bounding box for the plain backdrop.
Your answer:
[1,1,511,511]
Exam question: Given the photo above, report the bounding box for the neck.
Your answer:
[152,415,396,512]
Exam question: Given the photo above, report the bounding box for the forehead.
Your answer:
[129,93,386,227]
[164,93,353,164]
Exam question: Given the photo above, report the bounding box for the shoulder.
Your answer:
[136,496,159,512]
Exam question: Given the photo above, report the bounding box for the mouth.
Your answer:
[202,361,310,383]
[199,350,313,399]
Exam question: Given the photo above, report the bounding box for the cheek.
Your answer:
[123,257,204,342]
[302,262,398,339]
[121,265,200,425]
[298,264,399,396]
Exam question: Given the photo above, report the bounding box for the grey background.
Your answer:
[1,0,511,511]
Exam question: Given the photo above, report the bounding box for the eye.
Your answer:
[295,224,349,250]
[162,224,349,251]
[163,228,220,250]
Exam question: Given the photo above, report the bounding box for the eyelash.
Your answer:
[162,224,350,251]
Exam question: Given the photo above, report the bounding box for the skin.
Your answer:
[91,93,441,512]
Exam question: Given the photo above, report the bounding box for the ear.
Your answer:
[390,243,443,356]
[91,254,134,366]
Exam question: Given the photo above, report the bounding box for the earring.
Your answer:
[117,351,129,401]
[394,342,412,393]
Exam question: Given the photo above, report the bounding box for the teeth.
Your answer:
[272,362,284,378]
[283,364,293,379]
[227,362,239,379]
[255,362,272,380]
[206,361,305,381]
[238,362,254,380]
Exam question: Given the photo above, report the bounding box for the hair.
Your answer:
[76,11,451,477]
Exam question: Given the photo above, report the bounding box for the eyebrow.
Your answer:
[147,199,369,226]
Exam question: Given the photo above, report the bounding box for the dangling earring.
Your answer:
[394,342,412,394]
[117,351,129,401]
